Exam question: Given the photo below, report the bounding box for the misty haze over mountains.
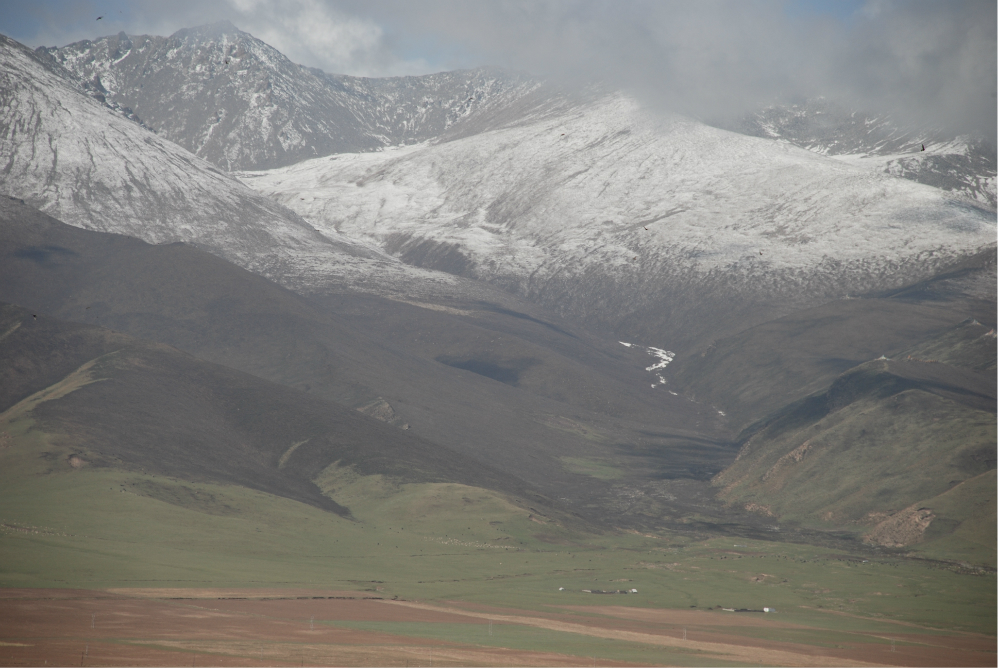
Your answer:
[0,17,995,571]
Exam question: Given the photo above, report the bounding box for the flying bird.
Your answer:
[96,15,103,20]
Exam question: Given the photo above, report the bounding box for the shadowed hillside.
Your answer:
[664,248,996,431]
[0,302,549,519]
[0,196,735,531]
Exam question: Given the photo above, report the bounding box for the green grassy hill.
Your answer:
[712,324,996,566]
[0,256,993,645]
[2,425,994,639]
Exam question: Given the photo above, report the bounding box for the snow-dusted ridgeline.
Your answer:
[0,34,477,298]
[45,22,544,171]
[238,93,996,347]
[739,99,997,209]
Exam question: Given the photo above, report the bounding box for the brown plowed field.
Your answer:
[0,589,993,667]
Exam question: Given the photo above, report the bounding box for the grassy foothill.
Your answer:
[1,426,993,635]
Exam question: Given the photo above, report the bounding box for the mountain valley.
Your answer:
[0,20,994,663]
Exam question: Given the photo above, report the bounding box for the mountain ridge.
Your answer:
[0,301,555,520]
[44,22,546,171]
[735,98,997,209]
[240,92,996,349]
[0,33,528,307]
[2,21,994,566]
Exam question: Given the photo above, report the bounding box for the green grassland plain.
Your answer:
[1,412,994,666]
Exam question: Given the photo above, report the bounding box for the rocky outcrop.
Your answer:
[865,505,936,547]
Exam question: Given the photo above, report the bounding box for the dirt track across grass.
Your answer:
[387,599,996,667]
[103,588,382,600]
[0,589,640,666]
[0,589,993,666]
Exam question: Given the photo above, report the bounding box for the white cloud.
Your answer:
[225,0,431,76]
[347,0,995,141]
[3,0,993,140]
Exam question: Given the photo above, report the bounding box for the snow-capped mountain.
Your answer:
[737,98,997,209]
[7,24,995,351]
[238,92,996,349]
[0,33,468,297]
[43,22,543,171]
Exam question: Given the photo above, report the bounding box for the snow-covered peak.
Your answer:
[0,32,469,298]
[44,25,544,171]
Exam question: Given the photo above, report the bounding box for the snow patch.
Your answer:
[620,343,677,389]
[645,347,676,372]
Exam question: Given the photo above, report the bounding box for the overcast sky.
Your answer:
[2,0,994,141]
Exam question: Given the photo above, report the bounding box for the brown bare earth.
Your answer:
[0,589,993,667]
[864,505,936,547]
[0,589,639,667]
[103,588,382,600]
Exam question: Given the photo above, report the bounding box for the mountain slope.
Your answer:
[0,302,545,518]
[712,340,996,565]
[44,22,543,171]
[0,197,740,531]
[240,92,996,349]
[0,32,479,300]
[736,98,997,209]
[663,244,995,430]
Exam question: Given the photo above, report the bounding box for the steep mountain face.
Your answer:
[28,25,995,353]
[43,22,543,171]
[0,33,494,300]
[240,92,996,350]
[737,98,997,209]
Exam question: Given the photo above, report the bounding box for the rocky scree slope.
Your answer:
[43,22,543,171]
[240,93,997,350]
